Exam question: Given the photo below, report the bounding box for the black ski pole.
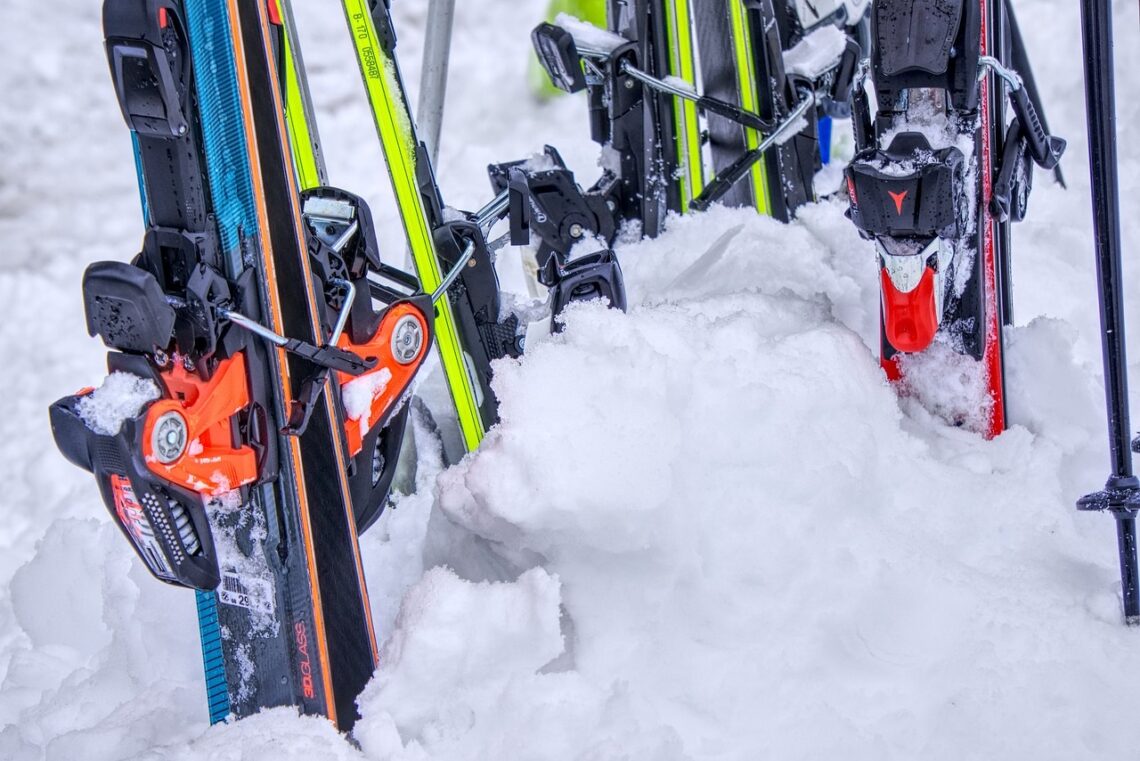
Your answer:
[1074,0,1140,624]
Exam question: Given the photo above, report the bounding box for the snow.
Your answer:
[342,368,394,422]
[895,337,993,432]
[553,13,626,55]
[75,372,160,436]
[4,0,1140,759]
[519,151,560,172]
[783,25,847,80]
[662,74,698,96]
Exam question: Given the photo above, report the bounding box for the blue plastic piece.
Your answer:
[181,0,263,724]
[131,133,149,223]
[196,590,231,723]
[818,115,833,165]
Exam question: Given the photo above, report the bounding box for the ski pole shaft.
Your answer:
[1077,0,1140,623]
[417,0,456,165]
[1116,518,1140,622]
[1081,0,1130,478]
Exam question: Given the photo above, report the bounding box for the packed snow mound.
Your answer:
[380,208,1138,761]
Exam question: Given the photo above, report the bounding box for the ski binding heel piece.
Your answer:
[550,249,627,331]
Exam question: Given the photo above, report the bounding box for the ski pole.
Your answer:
[417,0,456,165]
[1074,0,1140,625]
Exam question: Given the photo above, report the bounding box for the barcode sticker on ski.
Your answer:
[219,572,276,619]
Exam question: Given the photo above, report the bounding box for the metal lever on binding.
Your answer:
[978,56,1066,170]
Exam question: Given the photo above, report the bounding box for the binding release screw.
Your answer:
[392,316,424,365]
[153,411,188,464]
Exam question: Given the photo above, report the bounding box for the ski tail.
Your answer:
[844,0,1064,437]
[50,0,433,729]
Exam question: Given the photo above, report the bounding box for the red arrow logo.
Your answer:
[888,189,909,215]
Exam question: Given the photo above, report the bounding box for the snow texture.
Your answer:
[3,0,1140,759]
[783,24,847,79]
[662,74,698,96]
[76,372,160,436]
[553,13,626,55]
[342,368,393,422]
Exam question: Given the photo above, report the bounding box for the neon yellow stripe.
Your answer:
[664,0,703,210]
[728,0,770,215]
[280,11,321,190]
[340,0,485,451]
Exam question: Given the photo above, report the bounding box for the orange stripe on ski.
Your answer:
[226,0,339,725]
[250,0,380,663]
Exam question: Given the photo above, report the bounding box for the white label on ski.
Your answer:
[218,571,276,619]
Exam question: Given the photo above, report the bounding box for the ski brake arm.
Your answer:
[689,90,818,212]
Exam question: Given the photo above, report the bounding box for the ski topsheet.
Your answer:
[662,0,705,211]
[49,0,436,730]
[341,0,534,450]
[691,0,771,211]
[224,0,380,728]
[277,0,329,191]
[690,0,867,219]
[341,0,483,450]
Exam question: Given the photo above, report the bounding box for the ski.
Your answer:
[341,1,626,446]
[48,0,434,729]
[688,0,866,218]
[270,0,420,535]
[844,0,1064,437]
[340,0,519,451]
[534,1,863,225]
[662,0,706,211]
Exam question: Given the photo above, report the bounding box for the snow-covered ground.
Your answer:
[2,0,1140,759]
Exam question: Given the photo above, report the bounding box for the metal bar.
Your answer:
[222,309,290,347]
[574,42,614,60]
[623,61,697,99]
[416,0,456,165]
[473,189,509,233]
[1076,0,1140,624]
[977,55,1023,92]
[328,278,355,345]
[431,240,477,303]
[329,219,360,254]
[621,60,774,132]
[689,89,816,210]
